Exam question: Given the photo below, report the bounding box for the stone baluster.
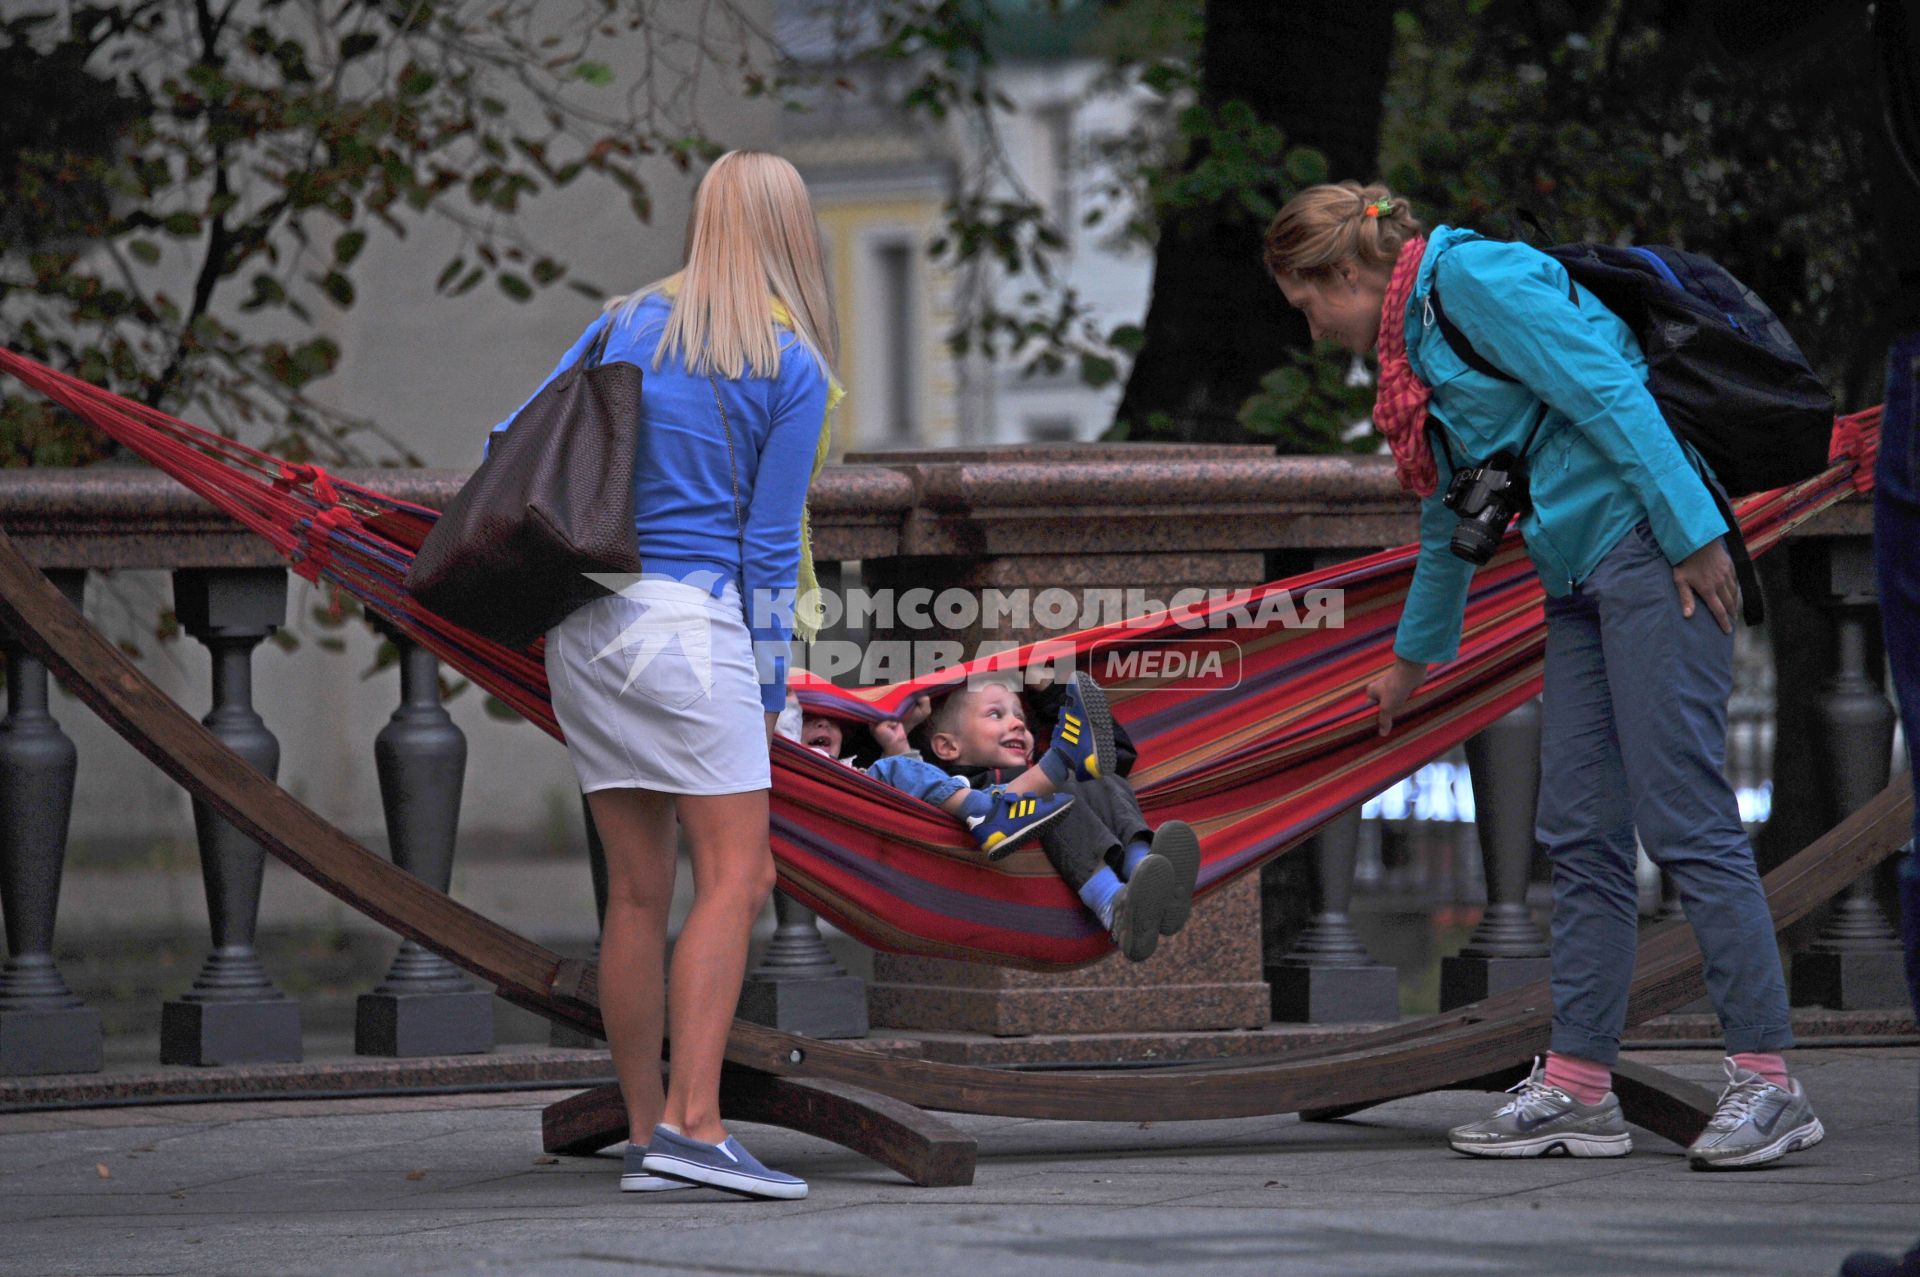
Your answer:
[1441,698,1552,1007]
[1654,867,1687,924]
[356,622,493,1056]
[737,891,869,1038]
[160,568,301,1065]
[0,570,103,1076]
[737,556,867,1038]
[1788,539,1906,1009]
[1268,548,1399,1025]
[1267,804,1401,1023]
[550,795,608,1048]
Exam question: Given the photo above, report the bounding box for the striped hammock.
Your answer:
[0,349,1881,969]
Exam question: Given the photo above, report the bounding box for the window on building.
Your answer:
[875,240,917,441]
[1034,103,1075,240]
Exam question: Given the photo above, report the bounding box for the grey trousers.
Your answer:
[1537,520,1792,1065]
[1040,775,1152,892]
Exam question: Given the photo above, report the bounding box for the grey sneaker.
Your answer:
[1449,1060,1633,1158]
[1109,854,1174,962]
[1686,1060,1825,1171]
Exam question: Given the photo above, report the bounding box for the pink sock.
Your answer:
[1543,1051,1612,1105]
[1729,1051,1790,1089]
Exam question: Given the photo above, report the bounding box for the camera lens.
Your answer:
[1450,519,1501,564]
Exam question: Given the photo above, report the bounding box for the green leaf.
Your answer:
[435,257,465,290]
[496,273,532,301]
[1284,148,1328,186]
[1079,353,1117,388]
[530,257,564,285]
[334,230,367,265]
[127,240,161,265]
[483,695,522,722]
[340,32,379,61]
[1107,323,1145,354]
[571,61,613,86]
[319,271,354,306]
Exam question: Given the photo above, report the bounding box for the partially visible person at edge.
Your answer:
[1844,0,1920,1267]
[485,150,839,1200]
[1677,0,1920,1264]
[1263,181,1823,1170]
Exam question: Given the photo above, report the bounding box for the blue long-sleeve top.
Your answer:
[487,294,830,710]
[1393,227,1729,666]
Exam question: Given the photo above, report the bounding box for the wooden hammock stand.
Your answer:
[3,527,1910,1188]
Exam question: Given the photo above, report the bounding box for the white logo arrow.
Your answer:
[582,572,724,699]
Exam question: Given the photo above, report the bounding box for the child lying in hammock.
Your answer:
[900,673,1201,963]
[774,694,1075,857]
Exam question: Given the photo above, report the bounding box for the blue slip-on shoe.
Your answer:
[963,787,1075,861]
[620,1142,695,1193]
[1045,672,1117,782]
[640,1125,809,1200]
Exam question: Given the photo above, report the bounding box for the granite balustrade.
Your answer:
[0,452,1893,1071]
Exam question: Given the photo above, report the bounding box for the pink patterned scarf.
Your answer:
[1373,236,1435,496]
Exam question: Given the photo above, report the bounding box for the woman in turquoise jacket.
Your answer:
[1264,182,1824,1170]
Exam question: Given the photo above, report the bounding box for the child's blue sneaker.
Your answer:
[1045,672,1116,782]
[640,1125,808,1200]
[961,787,1075,861]
[620,1142,695,1193]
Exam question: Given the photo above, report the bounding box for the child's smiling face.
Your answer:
[800,714,845,757]
[930,683,1033,770]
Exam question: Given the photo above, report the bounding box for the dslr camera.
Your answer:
[1441,452,1528,564]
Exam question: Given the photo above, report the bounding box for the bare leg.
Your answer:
[661,787,777,1145]
[585,787,679,1143]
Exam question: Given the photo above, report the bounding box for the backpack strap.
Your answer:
[1428,270,1764,624]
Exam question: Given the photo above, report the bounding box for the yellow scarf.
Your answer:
[767,298,841,643]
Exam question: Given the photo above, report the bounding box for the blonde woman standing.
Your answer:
[488,151,839,1198]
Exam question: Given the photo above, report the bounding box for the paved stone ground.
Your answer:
[2,1047,1914,1277]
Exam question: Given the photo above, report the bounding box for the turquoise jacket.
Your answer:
[1393,226,1730,666]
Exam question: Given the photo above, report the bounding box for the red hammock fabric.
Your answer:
[0,349,1881,968]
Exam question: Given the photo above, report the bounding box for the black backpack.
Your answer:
[1429,241,1835,624]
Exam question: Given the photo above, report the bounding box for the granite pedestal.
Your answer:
[870,877,1269,1036]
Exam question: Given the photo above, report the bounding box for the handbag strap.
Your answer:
[705,375,748,602]
[581,319,614,370]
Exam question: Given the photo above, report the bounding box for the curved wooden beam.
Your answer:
[2,529,1908,1129]
[543,1074,977,1187]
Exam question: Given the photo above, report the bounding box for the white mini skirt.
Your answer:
[545,579,770,796]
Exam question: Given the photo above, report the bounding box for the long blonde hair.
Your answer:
[1263,181,1424,281]
[606,150,839,380]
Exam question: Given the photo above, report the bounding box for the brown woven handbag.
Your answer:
[405,324,646,649]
